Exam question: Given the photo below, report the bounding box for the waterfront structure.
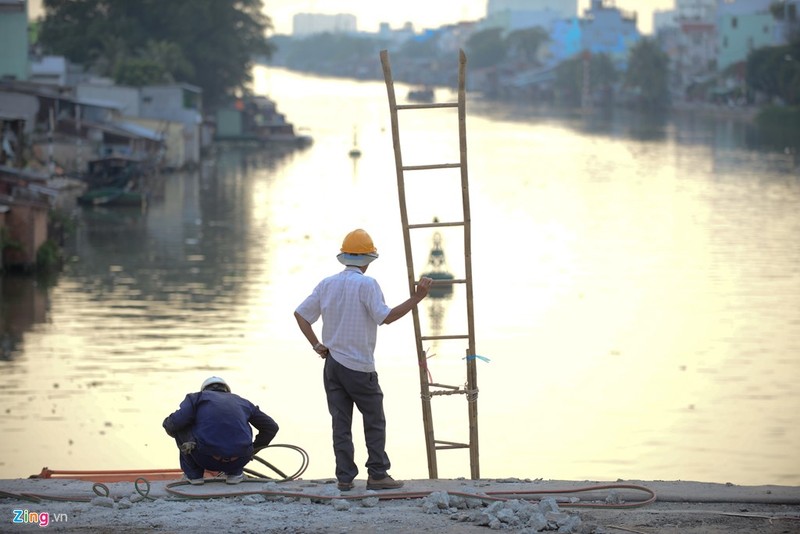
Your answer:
[0,0,28,81]
[139,84,203,166]
[29,56,68,86]
[0,190,48,270]
[75,82,202,169]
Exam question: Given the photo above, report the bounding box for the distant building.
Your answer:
[437,21,478,55]
[0,0,29,81]
[655,0,718,96]
[377,21,416,46]
[580,0,641,70]
[654,0,717,33]
[486,0,576,18]
[717,0,784,71]
[547,17,583,65]
[482,0,577,34]
[292,13,357,36]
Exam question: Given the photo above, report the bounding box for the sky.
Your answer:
[28,1,677,36]
[262,0,676,35]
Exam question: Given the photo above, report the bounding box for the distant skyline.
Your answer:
[263,0,674,35]
[28,1,676,35]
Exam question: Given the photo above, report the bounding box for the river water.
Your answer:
[1,65,799,486]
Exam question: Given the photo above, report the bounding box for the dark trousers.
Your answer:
[175,430,250,479]
[323,356,391,483]
[175,437,249,479]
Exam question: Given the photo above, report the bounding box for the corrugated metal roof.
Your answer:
[74,97,126,110]
[115,121,163,141]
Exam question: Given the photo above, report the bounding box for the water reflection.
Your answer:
[0,275,49,361]
[1,69,798,486]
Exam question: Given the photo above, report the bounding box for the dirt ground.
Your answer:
[1,477,798,533]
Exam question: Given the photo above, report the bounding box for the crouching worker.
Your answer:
[163,376,279,485]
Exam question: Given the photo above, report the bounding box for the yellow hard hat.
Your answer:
[338,229,379,266]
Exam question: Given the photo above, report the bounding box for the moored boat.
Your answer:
[215,95,312,147]
[407,86,434,103]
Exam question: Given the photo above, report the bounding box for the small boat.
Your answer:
[408,86,434,103]
[215,96,312,147]
[420,228,454,298]
[348,126,361,158]
[77,187,145,207]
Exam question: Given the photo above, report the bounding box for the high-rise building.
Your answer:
[486,0,577,19]
[292,13,357,37]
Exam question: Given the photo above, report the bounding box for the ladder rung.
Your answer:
[396,102,458,110]
[407,221,464,229]
[421,334,469,341]
[430,389,466,397]
[435,440,470,450]
[429,383,461,390]
[428,278,466,286]
[402,163,461,171]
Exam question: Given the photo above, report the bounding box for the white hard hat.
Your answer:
[201,376,230,392]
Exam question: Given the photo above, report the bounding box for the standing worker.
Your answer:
[294,229,432,491]
[163,376,279,485]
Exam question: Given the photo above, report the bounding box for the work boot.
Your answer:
[337,481,355,491]
[226,473,245,485]
[366,474,403,490]
[181,474,204,485]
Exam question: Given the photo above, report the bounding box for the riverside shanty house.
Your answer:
[0,167,50,271]
[0,79,166,174]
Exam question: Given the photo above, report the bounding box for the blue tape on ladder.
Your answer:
[464,354,490,363]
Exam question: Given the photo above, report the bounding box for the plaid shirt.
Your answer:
[296,266,391,372]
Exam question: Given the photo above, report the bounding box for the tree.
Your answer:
[505,27,549,64]
[113,58,167,86]
[38,0,274,108]
[747,39,800,106]
[465,28,506,69]
[279,33,386,76]
[625,38,671,112]
[554,52,618,107]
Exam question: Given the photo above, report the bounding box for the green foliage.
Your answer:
[554,52,619,107]
[279,33,388,75]
[0,227,21,252]
[397,34,441,60]
[113,57,168,86]
[505,27,549,64]
[465,28,506,69]
[47,209,77,235]
[747,39,800,106]
[1,227,21,272]
[464,26,549,69]
[754,105,800,149]
[36,239,62,272]
[38,0,274,108]
[625,38,671,111]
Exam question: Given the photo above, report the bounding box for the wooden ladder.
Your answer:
[379,49,480,479]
